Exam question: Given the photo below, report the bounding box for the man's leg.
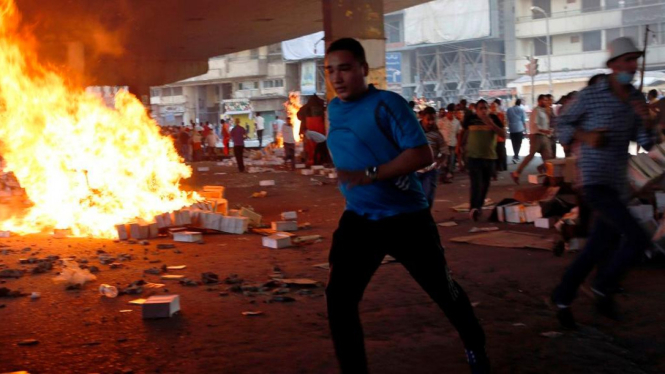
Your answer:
[480,160,494,206]
[510,132,521,160]
[326,212,386,374]
[234,146,245,172]
[418,169,438,209]
[467,158,483,211]
[257,129,263,147]
[515,135,539,175]
[388,210,486,352]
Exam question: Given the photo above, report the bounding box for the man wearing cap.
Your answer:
[551,37,656,328]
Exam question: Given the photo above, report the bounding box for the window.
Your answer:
[534,37,549,56]
[150,88,161,97]
[262,79,284,88]
[268,44,282,55]
[571,35,580,43]
[623,26,639,42]
[161,87,183,97]
[605,0,621,9]
[531,0,551,19]
[581,0,601,12]
[172,87,183,96]
[239,81,258,90]
[385,15,403,44]
[250,49,259,59]
[582,31,602,51]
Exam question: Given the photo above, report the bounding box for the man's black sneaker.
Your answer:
[466,348,490,374]
[551,290,577,329]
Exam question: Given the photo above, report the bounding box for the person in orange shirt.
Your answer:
[221,119,231,156]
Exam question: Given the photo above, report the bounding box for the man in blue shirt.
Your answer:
[506,99,526,163]
[552,37,655,329]
[325,38,488,374]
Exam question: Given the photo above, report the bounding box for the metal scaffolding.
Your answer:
[414,41,506,105]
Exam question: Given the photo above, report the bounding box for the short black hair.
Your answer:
[648,89,658,99]
[421,106,437,115]
[446,103,456,112]
[515,99,522,106]
[538,94,546,101]
[476,99,488,106]
[493,98,502,105]
[460,99,468,106]
[326,38,367,64]
[408,101,416,109]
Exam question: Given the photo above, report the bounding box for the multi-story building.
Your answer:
[150,44,298,139]
[511,0,665,103]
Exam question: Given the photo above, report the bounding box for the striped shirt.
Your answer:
[418,127,448,173]
[556,77,655,198]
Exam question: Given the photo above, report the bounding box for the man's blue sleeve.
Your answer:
[556,90,587,146]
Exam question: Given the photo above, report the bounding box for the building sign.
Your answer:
[161,105,185,114]
[386,52,402,85]
[223,99,252,114]
[300,60,317,96]
[478,88,517,98]
[622,4,665,26]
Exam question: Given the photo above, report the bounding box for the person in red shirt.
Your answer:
[221,119,231,156]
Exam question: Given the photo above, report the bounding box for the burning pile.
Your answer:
[284,92,302,142]
[0,0,197,238]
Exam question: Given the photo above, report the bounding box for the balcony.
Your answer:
[516,9,622,38]
[226,58,268,78]
[233,87,287,100]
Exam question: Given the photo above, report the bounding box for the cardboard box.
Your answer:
[129,223,150,240]
[220,216,249,234]
[171,210,192,226]
[534,217,556,229]
[148,222,159,238]
[564,157,577,183]
[648,143,665,166]
[301,169,314,176]
[546,159,566,178]
[240,207,262,227]
[656,192,665,213]
[328,172,338,179]
[155,212,173,229]
[142,295,181,319]
[228,209,240,217]
[499,203,526,223]
[0,230,10,238]
[259,180,276,187]
[173,231,202,242]
[271,221,298,232]
[629,154,663,190]
[199,212,224,231]
[524,204,543,223]
[629,204,654,222]
[497,202,520,223]
[281,211,298,221]
[528,174,546,185]
[295,164,306,169]
[199,190,223,200]
[311,165,325,170]
[116,224,129,240]
[262,233,292,249]
[203,185,225,195]
[197,167,210,172]
[210,198,228,216]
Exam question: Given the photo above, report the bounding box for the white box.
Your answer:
[220,216,249,234]
[240,207,262,226]
[259,180,276,187]
[295,164,306,169]
[148,222,159,238]
[656,192,665,213]
[199,212,224,231]
[503,203,526,224]
[528,174,546,185]
[228,209,240,217]
[311,165,324,170]
[197,167,210,172]
[301,169,314,176]
[155,212,173,229]
[328,173,338,179]
[173,231,203,242]
[497,202,520,223]
[213,198,228,216]
[129,223,150,240]
[534,217,556,229]
[116,224,129,240]
[262,233,292,249]
[629,204,654,222]
[171,210,192,226]
[281,211,298,221]
[271,221,298,232]
[142,295,181,319]
[524,204,543,223]
[0,230,10,238]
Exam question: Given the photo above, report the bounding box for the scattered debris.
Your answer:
[179,278,199,287]
[166,265,187,271]
[438,221,458,227]
[142,295,181,319]
[268,296,296,303]
[144,267,162,275]
[242,311,264,316]
[540,331,563,338]
[99,284,119,298]
[173,231,203,243]
[469,227,500,233]
[201,272,219,284]
[53,261,96,287]
[17,339,39,346]
[251,191,268,198]
[157,244,176,250]
[0,269,23,278]
[30,292,41,300]
[513,323,527,327]
[161,275,185,280]
[279,278,321,287]
[0,287,26,298]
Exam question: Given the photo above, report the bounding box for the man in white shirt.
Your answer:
[437,103,461,182]
[282,116,297,170]
[255,112,265,147]
[273,116,285,146]
[511,95,553,184]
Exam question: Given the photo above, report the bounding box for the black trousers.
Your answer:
[326,209,486,374]
[257,129,263,147]
[495,142,507,172]
[233,146,245,172]
[509,132,524,159]
[467,158,494,211]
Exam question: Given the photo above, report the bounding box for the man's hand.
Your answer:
[336,170,372,189]
[631,100,653,128]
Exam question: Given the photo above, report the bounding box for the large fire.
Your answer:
[0,0,197,238]
[284,92,302,142]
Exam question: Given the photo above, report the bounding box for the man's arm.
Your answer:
[556,92,592,147]
[336,145,432,187]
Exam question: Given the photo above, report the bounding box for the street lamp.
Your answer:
[531,6,553,95]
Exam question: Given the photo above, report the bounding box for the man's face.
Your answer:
[538,98,546,107]
[477,103,489,116]
[446,111,454,120]
[438,109,446,118]
[422,113,437,129]
[455,110,464,121]
[325,50,368,102]
[608,53,640,78]
[490,103,498,113]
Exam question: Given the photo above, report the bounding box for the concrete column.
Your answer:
[322,0,386,102]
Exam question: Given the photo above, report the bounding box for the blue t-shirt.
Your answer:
[327,85,429,220]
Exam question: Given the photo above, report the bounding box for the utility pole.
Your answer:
[638,25,650,93]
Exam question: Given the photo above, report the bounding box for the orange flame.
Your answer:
[0,0,198,238]
[284,92,302,143]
